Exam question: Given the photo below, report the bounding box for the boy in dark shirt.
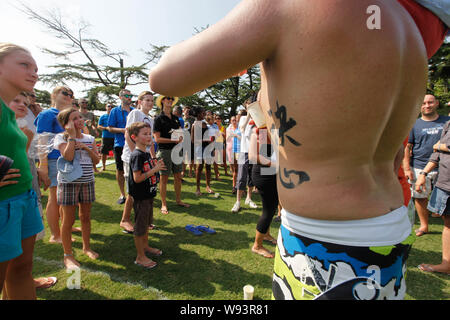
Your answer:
[128,122,166,269]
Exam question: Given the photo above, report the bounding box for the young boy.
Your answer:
[127,122,166,269]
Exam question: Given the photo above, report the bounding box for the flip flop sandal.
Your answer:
[418,264,450,275]
[185,224,203,236]
[146,248,163,256]
[252,248,274,259]
[161,208,169,215]
[415,229,427,237]
[122,229,134,234]
[36,277,58,289]
[134,260,157,269]
[196,225,216,234]
[263,238,277,245]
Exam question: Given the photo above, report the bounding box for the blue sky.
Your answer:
[1,0,241,99]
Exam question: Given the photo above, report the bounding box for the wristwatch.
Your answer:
[419,171,428,176]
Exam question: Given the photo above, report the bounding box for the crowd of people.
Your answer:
[0,42,283,298]
[1,0,450,301]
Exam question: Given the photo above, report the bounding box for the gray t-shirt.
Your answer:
[429,120,450,191]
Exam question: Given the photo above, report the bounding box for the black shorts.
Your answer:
[236,153,254,190]
[114,146,124,172]
[100,138,114,155]
[133,198,154,237]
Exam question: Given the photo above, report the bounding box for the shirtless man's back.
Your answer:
[149,0,444,299]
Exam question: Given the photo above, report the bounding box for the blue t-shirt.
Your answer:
[34,108,64,159]
[408,115,450,169]
[98,113,114,139]
[107,105,134,148]
[178,117,185,129]
[232,128,241,153]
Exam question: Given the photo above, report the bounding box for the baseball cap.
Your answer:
[57,153,82,182]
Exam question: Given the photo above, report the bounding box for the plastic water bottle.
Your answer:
[407,197,416,231]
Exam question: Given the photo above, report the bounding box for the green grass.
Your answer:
[32,164,450,300]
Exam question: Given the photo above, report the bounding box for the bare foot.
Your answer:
[263,236,277,245]
[64,255,80,270]
[135,257,157,269]
[145,247,162,256]
[120,221,134,233]
[418,263,450,275]
[206,187,214,194]
[83,249,99,260]
[252,246,274,258]
[176,201,190,208]
[34,277,57,289]
[195,190,202,196]
[415,228,428,237]
[161,206,169,215]
[72,226,82,233]
[49,236,62,244]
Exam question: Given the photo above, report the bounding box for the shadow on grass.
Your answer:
[35,166,277,300]
[406,246,450,300]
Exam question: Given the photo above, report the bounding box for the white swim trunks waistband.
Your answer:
[281,206,412,247]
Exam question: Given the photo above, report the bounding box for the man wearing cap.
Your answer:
[107,89,134,204]
[149,0,449,299]
[153,95,190,215]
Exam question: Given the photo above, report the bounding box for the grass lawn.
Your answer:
[31,164,449,300]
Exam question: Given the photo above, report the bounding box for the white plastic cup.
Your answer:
[247,101,266,128]
[243,285,254,300]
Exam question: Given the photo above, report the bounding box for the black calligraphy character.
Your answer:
[274,101,301,147]
[279,167,310,189]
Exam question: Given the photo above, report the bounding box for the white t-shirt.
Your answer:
[17,110,38,159]
[53,133,96,183]
[241,124,252,154]
[121,109,154,163]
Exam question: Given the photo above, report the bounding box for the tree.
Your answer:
[428,39,450,107]
[34,88,51,107]
[177,65,261,121]
[18,3,167,109]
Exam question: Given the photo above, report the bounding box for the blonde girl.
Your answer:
[54,107,100,269]
[34,85,74,243]
[0,43,43,299]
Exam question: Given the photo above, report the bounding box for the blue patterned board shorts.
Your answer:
[272,225,415,300]
[0,190,44,262]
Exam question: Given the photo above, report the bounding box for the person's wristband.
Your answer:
[419,171,428,177]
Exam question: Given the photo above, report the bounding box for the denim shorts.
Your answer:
[48,158,58,188]
[427,186,450,216]
[0,190,44,262]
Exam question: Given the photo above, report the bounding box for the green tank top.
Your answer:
[0,99,32,201]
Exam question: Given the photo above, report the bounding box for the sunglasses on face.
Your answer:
[122,94,133,99]
[61,91,74,98]
[164,97,174,101]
